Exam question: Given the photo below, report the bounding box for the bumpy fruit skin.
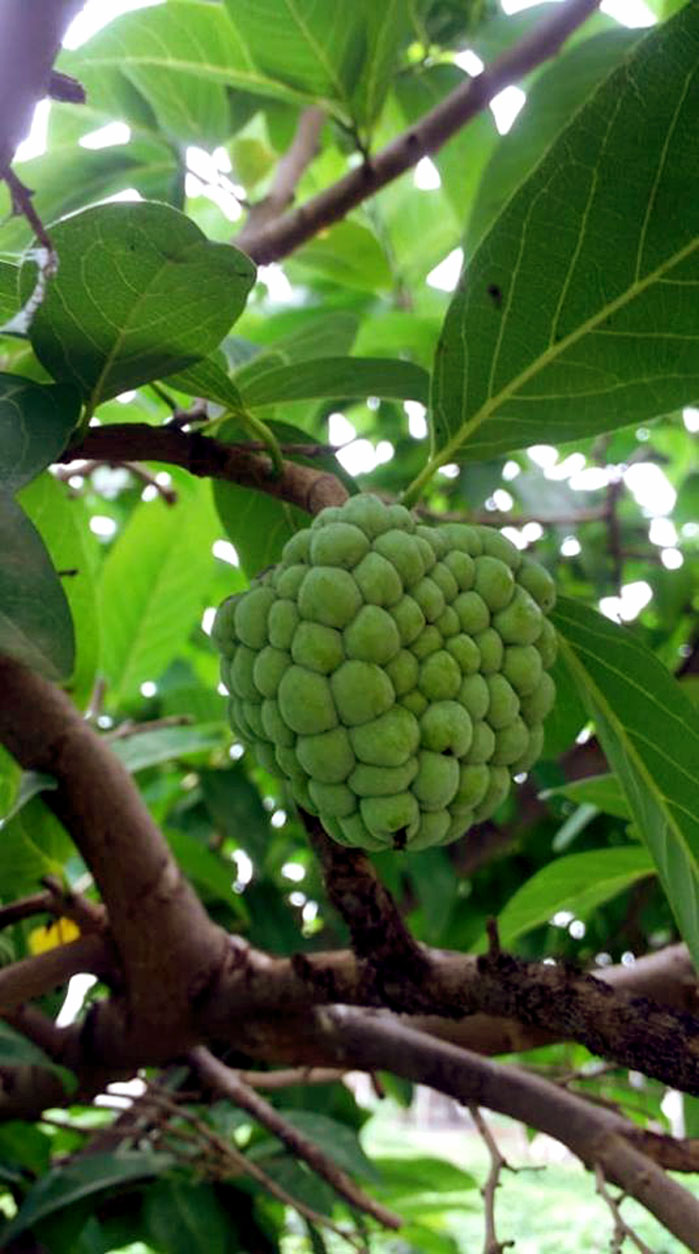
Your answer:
[213,495,557,852]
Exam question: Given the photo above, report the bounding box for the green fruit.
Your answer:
[454,591,490,634]
[418,650,462,701]
[412,751,459,809]
[520,672,556,724]
[298,567,362,627]
[360,793,420,844]
[331,660,394,725]
[349,759,418,796]
[253,646,290,697]
[474,556,515,612]
[492,585,543,646]
[486,674,519,730]
[412,577,445,622]
[308,780,356,817]
[309,522,369,569]
[344,605,400,664]
[215,493,557,852]
[420,700,473,756]
[292,622,344,674]
[502,645,542,695]
[374,530,426,585]
[296,726,354,782]
[350,706,420,766]
[278,666,337,734]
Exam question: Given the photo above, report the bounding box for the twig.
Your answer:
[190,1046,402,1229]
[240,0,601,263]
[237,1066,347,1089]
[61,422,348,516]
[0,934,114,1014]
[54,459,179,505]
[104,714,193,742]
[40,875,107,935]
[236,107,325,251]
[594,1165,655,1254]
[0,890,54,931]
[469,1105,514,1254]
[145,1083,368,1251]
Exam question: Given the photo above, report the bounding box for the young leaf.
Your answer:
[554,597,699,965]
[0,493,75,681]
[22,202,255,413]
[486,846,655,950]
[98,479,220,701]
[0,375,80,493]
[424,6,699,481]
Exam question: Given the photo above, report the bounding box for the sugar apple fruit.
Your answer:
[213,494,557,852]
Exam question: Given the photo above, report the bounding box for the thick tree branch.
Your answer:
[63,423,348,515]
[238,0,601,265]
[0,656,226,1053]
[0,0,84,173]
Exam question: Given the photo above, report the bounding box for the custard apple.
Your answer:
[213,495,557,852]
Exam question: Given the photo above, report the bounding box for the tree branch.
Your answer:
[236,107,325,251]
[0,935,113,1015]
[63,423,348,515]
[190,1046,402,1229]
[0,656,226,1053]
[290,1008,699,1251]
[238,0,601,265]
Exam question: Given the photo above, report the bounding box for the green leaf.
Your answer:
[111,723,227,774]
[98,479,220,701]
[22,202,255,412]
[426,7,699,477]
[488,846,655,950]
[0,770,56,824]
[351,1,411,130]
[165,356,246,414]
[166,828,249,919]
[253,1110,379,1182]
[372,1155,478,1215]
[288,220,392,292]
[144,1179,231,1254]
[1,1152,172,1246]
[0,1022,75,1092]
[18,474,99,709]
[543,774,632,821]
[0,263,19,325]
[61,2,332,111]
[0,493,75,681]
[553,597,699,964]
[224,0,379,120]
[0,797,73,897]
[466,29,640,252]
[238,356,429,408]
[200,765,272,864]
[0,375,81,493]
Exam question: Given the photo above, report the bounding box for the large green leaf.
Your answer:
[224,0,390,121]
[466,28,640,252]
[542,774,631,821]
[144,1180,231,1254]
[238,356,429,408]
[0,263,19,325]
[98,479,220,701]
[0,376,80,493]
[18,474,99,709]
[554,597,699,964]
[60,2,326,111]
[111,723,226,774]
[427,7,699,475]
[1,1153,172,1246]
[0,493,75,681]
[22,202,255,413]
[166,829,249,919]
[487,846,655,950]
